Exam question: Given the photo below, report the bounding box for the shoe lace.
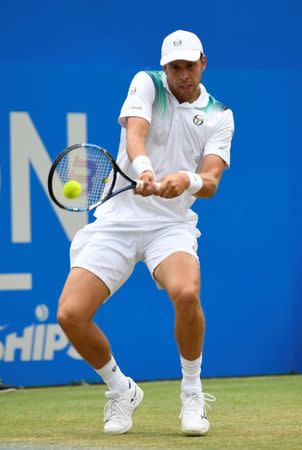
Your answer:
[104,390,132,423]
[181,392,216,417]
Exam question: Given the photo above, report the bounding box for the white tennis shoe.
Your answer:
[104,378,144,434]
[180,389,216,436]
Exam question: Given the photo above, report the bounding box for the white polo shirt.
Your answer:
[94,70,234,230]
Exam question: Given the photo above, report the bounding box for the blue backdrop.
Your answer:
[0,0,300,386]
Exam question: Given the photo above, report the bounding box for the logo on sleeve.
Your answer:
[130,87,136,95]
[193,115,204,126]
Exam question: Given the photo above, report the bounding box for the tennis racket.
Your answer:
[48,143,154,212]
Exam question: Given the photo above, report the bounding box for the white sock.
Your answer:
[95,356,129,393]
[180,354,203,395]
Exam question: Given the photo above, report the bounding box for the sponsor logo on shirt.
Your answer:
[193,115,204,126]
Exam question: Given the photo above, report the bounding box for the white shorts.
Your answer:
[70,220,199,295]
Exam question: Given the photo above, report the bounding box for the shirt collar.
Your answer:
[162,72,209,108]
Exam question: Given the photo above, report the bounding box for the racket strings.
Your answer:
[52,146,114,210]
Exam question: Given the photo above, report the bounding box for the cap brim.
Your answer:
[160,50,201,66]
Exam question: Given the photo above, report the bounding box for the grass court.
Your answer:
[1,375,301,449]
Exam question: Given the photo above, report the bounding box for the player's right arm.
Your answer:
[119,71,157,197]
[126,117,155,196]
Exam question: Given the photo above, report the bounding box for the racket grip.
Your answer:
[135,180,144,188]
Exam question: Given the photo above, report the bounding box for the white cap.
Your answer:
[160,30,204,66]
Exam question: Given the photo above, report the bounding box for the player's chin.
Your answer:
[178,84,193,92]
[177,85,195,99]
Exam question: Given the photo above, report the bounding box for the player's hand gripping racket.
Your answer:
[48,143,155,212]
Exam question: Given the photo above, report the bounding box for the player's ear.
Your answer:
[201,54,207,72]
[163,65,167,74]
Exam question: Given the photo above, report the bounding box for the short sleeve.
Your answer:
[203,109,234,167]
[118,71,156,128]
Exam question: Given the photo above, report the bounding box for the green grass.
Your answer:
[0,375,301,449]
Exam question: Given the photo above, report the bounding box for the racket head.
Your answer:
[48,144,116,211]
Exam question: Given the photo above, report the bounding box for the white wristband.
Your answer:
[180,171,203,195]
[132,155,155,177]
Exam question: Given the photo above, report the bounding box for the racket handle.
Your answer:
[135,180,161,188]
[135,180,144,188]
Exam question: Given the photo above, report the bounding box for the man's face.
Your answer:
[164,56,206,103]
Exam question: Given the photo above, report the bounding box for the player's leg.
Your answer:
[144,227,204,369]
[153,251,204,383]
[58,265,140,391]
[154,251,215,435]
[57,267,111,368]
[57,222,143,434]
[144,225,215,435]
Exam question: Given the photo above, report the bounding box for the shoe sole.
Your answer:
[104,386,144,435]
[181,423,210,436]
[182,429,209,436]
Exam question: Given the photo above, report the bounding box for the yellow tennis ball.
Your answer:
[63,180,82,199]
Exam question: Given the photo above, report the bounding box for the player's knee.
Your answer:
[57,302,83,330]
[170,286,200,311]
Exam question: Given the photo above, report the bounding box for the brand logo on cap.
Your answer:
[193,115,204,126]
[173,39,182,46]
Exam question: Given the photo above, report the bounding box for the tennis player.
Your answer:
[57,30,234,436]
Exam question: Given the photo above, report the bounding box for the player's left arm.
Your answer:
[194,154,226,198]
[155,155,225,199]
